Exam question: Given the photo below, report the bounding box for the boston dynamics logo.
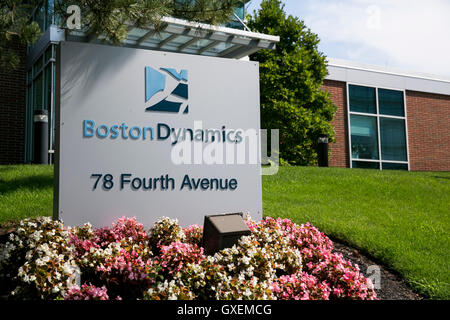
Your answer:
[145,67,189,114]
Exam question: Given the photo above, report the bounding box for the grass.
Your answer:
[0,164,449,299]
[0,165,53,224]
[263,166,450,300]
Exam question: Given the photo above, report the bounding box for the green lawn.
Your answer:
[0,165,53,224]
[0,164,449,299]
[263,166,450,300]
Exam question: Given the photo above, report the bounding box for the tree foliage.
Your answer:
[248,0,336,165]
[1,0,246,69]
[0,0,42,69]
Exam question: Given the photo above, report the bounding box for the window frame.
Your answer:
[25,44,56,164]
[346,82,410,171]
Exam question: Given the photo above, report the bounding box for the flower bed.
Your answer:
[0,216,377,300]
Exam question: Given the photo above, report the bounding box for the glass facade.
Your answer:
[25,44,56,163]
[349,85,377,114]
[380,118,407,161]
[348,84,409,170]
[32,0,54,33]
[226,3,248,30]
[27,1,56,160]
[378,88,405,117]
[350,115,379,160]
[352,161,380,169]
[25,0,248,163]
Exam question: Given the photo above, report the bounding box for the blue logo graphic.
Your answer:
[145,67,189,114]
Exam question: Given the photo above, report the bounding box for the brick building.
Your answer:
[0,43,27,165]
[1,55,449,171]
[323,58,450,172]
[0,1,449,171]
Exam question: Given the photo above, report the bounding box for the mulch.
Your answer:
[0,224,424,300]
[331,240,424,300]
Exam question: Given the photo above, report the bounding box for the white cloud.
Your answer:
[302,0,450,76]
[247,0,450,77]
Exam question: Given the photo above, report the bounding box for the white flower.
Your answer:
[242,256,251,265]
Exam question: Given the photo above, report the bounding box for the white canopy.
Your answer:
[66,16,280,59]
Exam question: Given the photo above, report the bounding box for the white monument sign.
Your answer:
[54,41,262,227]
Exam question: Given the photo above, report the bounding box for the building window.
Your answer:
[350,114,379,160]
[349,85,377,114]
[25,44,56,163]
[378,88,405,117]
[348,84,409,170]
[31,0,54,33]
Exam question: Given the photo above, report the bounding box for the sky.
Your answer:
[245,0,450,77]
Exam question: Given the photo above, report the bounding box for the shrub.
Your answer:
[144,280,196,300]
[64,284,110,300]
[93,216,148,249]
[158,242,204,276]
[271,273,331,300]
[148,217,185,249]
[0,215,377,300]
[0,217,78,299]
[68,218,156,300]
[305,252,376,300]
[183,224,203,246]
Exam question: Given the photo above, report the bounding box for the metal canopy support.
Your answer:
[223,46,260,59]
[158,34,179,49]
[218,44,243,57]
[137,29,157,45]
[61,16,280,59]
[178,37,198,51]
[197,40,220,54]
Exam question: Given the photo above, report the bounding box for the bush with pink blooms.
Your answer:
[64,284,110,300]
[159,242,204,275]
[183,225,203,247]
[0,215,377,300]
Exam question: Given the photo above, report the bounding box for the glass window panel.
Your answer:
[382,163,408,171]
[187,39,213,51]
[127,28,149,38]
[45,46,53,62]
[167,35,192,46]
[352,161,380,169]
[45,0,50,30]
[380,118,407,161]
[33,56,43,75]
[350,115,379,160]
[33,73,43,110]
[44,65,52,111]
[234,5,245,20]
[36,5,45,31]
[349,85,376,114]
[378,88,404,116]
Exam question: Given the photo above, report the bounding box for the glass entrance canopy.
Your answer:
[65,16,280,60]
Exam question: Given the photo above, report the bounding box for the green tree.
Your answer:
[248,0,336,166]
[0,0,42,69]
[1,0,246,69]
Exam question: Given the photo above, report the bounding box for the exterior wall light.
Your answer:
[34,109,49,164]
[317,134,329,167]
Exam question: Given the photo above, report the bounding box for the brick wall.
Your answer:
[322,79,350,168]
[406,90,450,172]
[0,41,27,165]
